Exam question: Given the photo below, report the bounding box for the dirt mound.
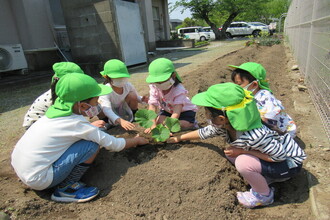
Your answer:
[1,43,323,219]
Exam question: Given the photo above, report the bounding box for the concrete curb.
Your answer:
[307,173,329,220]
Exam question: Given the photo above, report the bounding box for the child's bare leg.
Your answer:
[179,120,194,128]
[157,115,167,125]
[125,91,139,110]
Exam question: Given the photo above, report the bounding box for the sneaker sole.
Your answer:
[51,190,99,203]
[237,189,274,208]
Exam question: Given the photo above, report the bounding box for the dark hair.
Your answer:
[103,75,111,85]
[206,107,226,118]
[50,77,60,104]
[172,72,181,86]
[80,97,93,103]
[231,68,256,83]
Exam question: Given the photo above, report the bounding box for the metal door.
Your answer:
[114,0,147,66]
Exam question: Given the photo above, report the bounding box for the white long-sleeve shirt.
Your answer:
[99,82,142,124]
[11,114,126,190]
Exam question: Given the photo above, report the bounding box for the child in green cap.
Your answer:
[145,58,198,133]
[99,59,148,130]
[229,62,297,137]
[12,73,148,203]
[167,82,306,208]
[22,62,105,130]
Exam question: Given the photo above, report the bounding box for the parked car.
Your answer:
[268,22,277,35]
[202,27,216,40]
[248,22,270,34]
[225,21,269,38]
[177,26,211,41]
[249,22,268,27]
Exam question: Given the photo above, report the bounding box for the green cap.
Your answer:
[146,58,182,83]
[191,82,262,131]
[52,62,84,82]
[46,73,112,118]
[228,62,272,92]
[100,59,130,78]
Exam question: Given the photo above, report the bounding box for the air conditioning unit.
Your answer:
[0,44,28,73]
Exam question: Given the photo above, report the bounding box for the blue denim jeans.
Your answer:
[47,140,99,189]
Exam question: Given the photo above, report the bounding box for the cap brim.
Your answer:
[109,73,130,78]
[191,92,216,108]
[146,73,172,83]
[228,65,240,69]
[97,84,113,96]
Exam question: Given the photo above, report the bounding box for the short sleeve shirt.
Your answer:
[254,89,296,136]
[148,84,197,114]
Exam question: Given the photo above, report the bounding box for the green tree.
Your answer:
[176,17,207,30]
[236,0,291,24]
[174,0,271,40]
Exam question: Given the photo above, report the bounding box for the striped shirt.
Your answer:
[198,125,306,166]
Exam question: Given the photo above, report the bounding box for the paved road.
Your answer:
[129,40,245,95]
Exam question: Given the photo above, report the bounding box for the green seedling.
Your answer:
[135,109,157,128]
[151,124,171,142]
[135,109,181,142]
[164,117,181,132]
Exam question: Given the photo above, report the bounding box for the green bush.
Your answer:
[246,32,281,47]
[170,32,185,40]
[195,41,210,47]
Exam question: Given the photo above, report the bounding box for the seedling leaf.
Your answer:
[151,124,170,142]
[165,117,181,132]
[135,109,157,128]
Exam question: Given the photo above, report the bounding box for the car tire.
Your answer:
[252,30,260,37]
[226,32,232,38]
[200,36,206,41]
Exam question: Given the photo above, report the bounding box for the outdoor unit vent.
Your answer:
[0,44,28,72]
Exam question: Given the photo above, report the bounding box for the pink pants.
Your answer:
[227,154,270,195]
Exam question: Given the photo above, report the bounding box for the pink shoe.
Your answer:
[237,188,274,208]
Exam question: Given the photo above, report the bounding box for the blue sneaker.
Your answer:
[51,182,99,203]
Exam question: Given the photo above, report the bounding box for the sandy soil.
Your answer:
[0,41,329,219]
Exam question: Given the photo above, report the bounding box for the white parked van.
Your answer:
[202,27,216,40]
[177,26,211,41]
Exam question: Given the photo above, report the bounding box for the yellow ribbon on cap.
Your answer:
[216,90,254,111]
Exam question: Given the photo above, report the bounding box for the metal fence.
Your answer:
[284,0,330,140]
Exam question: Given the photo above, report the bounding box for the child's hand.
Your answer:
[224,146,243,158]
[167,136,181,143]
[91,120,106,128]
[142,95,149,103]
[144,124,156,134]
[117,118,135,130]
[135,136,149,146]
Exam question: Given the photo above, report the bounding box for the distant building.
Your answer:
[0,0,171,72]
[170,19,183,30]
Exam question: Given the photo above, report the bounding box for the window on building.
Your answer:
[152,6,160,20]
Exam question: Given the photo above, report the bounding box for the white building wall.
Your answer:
[0,0,55,50]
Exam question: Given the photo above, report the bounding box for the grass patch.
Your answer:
[246,33,282,47]
[195,41,210,48]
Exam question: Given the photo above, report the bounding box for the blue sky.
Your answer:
[168,0,192,20]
